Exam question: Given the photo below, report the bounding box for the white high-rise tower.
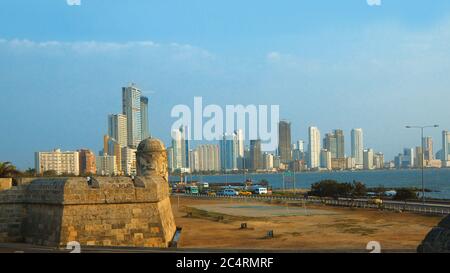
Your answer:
[351,128,364,168]
[308,126,321,169]
[443,131,450,167]
[122,83,142,148]
[108,114,128,148]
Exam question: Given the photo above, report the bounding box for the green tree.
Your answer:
[352,181,367,197]
[0,162,20,178]
[394,189,418,201]
[42,170,58,177]
[311,180,353,198]
[22,168,36,177]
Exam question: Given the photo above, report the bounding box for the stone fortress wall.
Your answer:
[0,138,177,248]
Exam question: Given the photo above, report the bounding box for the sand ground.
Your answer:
[171,196,443,252]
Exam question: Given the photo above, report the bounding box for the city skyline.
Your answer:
[3,1,450,169]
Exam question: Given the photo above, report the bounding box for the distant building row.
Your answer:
[167,122,450,173]
[35,147,136,176]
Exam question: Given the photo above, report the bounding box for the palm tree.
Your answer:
[23,168,36,177]
[0,162,20,178]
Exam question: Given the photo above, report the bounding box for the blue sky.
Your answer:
[2,0,450,169]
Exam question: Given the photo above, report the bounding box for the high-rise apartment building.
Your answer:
[278,121,292,164]
[108,114,128,148]
[402,148,415,169]
[250,139,262,171]
[121,147,137,176]
[324,129,344,159]
[103,135,122,175]
[415,146,424,168]
[320,149,332,170]
[192,144,220,172]
[334,129,345,159]
[423,137,434,161]
[170,126,191,172]
[363,149,375,170]
[443,131,450,167]
[308,126,321,169]
[374,152,385,169]
[297,140,305,153]
[78,149,96,175]
[220,133,238,171]
[140,96,150,140]
[96,154,117,176]
[323,133,337,159]
[263,153,274,171]
[35,149,80,176]
[351,128,364,168]
[122,83,142,148]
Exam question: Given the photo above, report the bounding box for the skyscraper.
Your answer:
[108,114,128,148]
[443,131,450,167]
[220,133,238,171]
[235,129,245,158]
[320,149,332,170]
[297,140,305,153]
[423,137,434,161]
[121,147,137,176]
[171,126,190,171]
[122,83,142,148]
[250,139,262,171]
[351,128,364,168]
[363,149,375,170]
[263,153,274,171]
[323,130,344,159]
[180,126,190,169]
[278,120,292,164]
[140,96,150,140]
[334,129,345,159]
[323,132,338,159]
[104,135,122,175]
[235,129,245,169]
[308,126,321,169]
[402,148,415,169]
[193,144,220,172]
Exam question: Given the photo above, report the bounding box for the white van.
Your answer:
[254,188,268,195]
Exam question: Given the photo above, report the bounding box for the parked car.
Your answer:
[239,191,253,196]
[218,189,239,196]
[185,186,199,194]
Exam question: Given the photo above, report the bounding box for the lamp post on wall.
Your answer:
[405,125,439,204]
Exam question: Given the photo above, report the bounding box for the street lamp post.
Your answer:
[405,125,439,204]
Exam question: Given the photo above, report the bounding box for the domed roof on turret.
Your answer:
[137,137,166,153]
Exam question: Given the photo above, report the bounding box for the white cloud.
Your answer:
[0,39,214,61]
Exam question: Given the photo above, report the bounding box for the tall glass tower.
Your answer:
[220,133,238,171]
[140,96,150,140]
[278,120,292,164]
[308,126,321,169]
[122,84,142,148]
[351,128,364,167]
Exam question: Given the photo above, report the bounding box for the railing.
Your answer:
[172,193,450,216]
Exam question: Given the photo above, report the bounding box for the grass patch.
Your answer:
[182,206,263,223]
[318,219,378,236]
